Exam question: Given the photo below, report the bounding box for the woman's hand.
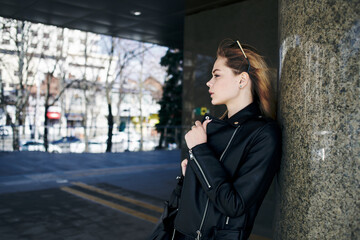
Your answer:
[181,159,188,176]
[184,119,212,149]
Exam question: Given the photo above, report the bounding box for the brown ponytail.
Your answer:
[217,39,276,119]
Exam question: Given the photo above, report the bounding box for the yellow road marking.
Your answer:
[61,186,159,224]
[62,183,271,239]
[71,181,163,213]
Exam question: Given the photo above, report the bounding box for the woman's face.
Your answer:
[206,57,241,106]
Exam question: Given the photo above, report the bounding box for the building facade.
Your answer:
[0,17,167,151]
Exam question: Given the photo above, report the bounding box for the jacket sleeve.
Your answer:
[168,175,184,209]
[188,122,281,217]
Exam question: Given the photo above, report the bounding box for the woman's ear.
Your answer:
[239,72,250,88]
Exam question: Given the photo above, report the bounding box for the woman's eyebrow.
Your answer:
[212,69,220,74]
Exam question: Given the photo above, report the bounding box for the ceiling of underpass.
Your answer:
[0,0,242,49]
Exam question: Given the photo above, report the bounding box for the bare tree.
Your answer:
[103,37,115,152]
[132,42,161,151]
[80,32,103,152]
[0,18,41,150]
[102,38,153,152]
[137,42,145,151]
[41,28,81,151]
[82,32,90,152]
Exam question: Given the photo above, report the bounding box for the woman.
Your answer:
[153,39,282,240]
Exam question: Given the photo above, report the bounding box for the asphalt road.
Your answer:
[0,150,181,240]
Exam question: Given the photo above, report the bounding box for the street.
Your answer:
[0,150,180,240]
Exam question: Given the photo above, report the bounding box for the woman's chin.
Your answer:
[211,99,221,105]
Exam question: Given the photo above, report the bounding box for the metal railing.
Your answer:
[0,125,183,153]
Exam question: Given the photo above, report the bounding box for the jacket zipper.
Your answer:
[196,199,209,240]
[220,127,240,161]
[191,125,240,239]
[171,228,176,240]
[189,149,211,188]
[222,127,240,227]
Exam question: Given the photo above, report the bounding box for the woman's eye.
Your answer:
[214,74,220,78]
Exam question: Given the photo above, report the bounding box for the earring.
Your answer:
[239,85,242,88]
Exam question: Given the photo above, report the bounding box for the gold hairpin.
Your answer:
[236,40,248,59]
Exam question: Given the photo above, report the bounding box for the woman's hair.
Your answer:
[217,39,276,119]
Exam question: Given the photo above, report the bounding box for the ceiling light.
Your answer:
[131,10,142,16]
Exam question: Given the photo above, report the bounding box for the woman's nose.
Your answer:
[206,80,212,87]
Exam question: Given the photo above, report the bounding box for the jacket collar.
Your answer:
[224,102,262,127]
[205,102,262,127]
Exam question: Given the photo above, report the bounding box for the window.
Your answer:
[43,32,50,38]
[2,39,10,45]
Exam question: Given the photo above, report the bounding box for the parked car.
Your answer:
[89,132,156,152]
[0,126,10,137]
[89,134,125,153]
[20,140,62,153]
[88,141,107,153]
[51,136,81,144]
[122,139,157,152]
[51,136,85,153]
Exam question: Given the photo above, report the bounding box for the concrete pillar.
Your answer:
[275,0,359,239]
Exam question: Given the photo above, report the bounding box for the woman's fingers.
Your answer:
[181,159,188,176]
[185,119,211,149]
[195,120,202,126]
[202,119,212,130]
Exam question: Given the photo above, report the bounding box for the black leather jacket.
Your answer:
[173,103,282,240]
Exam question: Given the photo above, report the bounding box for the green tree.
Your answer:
[156,49,183,149]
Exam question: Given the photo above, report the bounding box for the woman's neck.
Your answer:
[226,95,253,118]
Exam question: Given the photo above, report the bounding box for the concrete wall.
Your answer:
[275,0,359,239]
